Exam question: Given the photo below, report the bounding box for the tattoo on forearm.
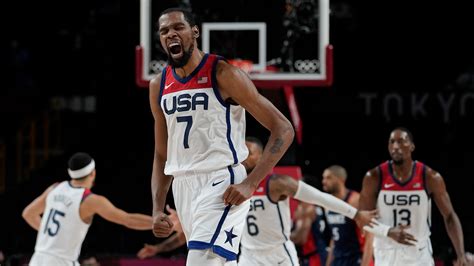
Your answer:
[270,138,284,153]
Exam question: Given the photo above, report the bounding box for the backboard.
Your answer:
[136,0,333,89]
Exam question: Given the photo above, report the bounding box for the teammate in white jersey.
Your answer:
[22,152,154,266]
[150,7,294,265]
[359,127,468,266]
[238,137,376,266]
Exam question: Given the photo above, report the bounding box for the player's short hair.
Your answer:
[245,136,264,152]
[326,165,347,181]
[392,126,414,144]
[68,152,94,180]
[160,7,196,27]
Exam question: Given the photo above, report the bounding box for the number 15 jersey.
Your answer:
[159,54,248,176]
[34,181,91,261]
[375,160,432,249]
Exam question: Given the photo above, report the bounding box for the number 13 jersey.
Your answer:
[159,54,248,176]
[375,160,432,249]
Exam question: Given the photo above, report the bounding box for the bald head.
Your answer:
[326,165,347,181]
[322,165,347,194]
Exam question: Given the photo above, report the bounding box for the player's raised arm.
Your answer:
[217,61,294,205]
[81,194,152,230]
[149,74,175,237]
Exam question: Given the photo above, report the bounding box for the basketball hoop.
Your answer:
[228,59,254,74]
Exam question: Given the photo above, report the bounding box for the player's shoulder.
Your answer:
[36,182,57,199]
[45,181,61,193]
[422,164,447,194]
[215,58,243,79]
[149,73,163,92]
[271,173,300,196]
[347,190,360,206]
[81,193,104,205]
[423,164,442,180]
[215,58,230,71]
[413,160,438,176]
[367,160,391,175]
[364,166,380,179]
[361,166,382,191]
[349,189,360,197]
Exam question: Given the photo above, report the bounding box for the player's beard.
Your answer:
[168,43,194,68]
[393,158,404,165]
[324,184,338,195]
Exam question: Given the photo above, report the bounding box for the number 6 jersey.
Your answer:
[158,54,248,176]
[241,174,292,250]
[375,160,432,249]
[34,181,91,261]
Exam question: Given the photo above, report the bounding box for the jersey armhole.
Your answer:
[422,164,430,197]
[211,56,229,107]
[81,188,93,203]
[376,166,383,197]
[157,67,168,104]
[265,174,280,204]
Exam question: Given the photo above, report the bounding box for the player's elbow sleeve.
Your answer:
[293,181,357,219]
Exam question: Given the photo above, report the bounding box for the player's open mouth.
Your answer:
[168,42,183,58]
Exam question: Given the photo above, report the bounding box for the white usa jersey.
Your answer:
[159,54,248,176]
[375,160,432,250]
[34,181,91,261]
[241,175,292,250]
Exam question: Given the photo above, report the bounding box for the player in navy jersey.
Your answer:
[359,127,468,266]
[150,7,295,265]
[322,165,372,266]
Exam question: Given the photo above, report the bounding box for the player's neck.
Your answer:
[174,49,205,78]
[392,160,414,181]
[335,186,347,200]
[70,179,91,189]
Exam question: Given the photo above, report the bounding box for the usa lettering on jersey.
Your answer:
[163,92,209,114]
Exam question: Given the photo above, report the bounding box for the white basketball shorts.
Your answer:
[172,164,250,261]
[29,251,79,266]
[374,240,434,266]
[238,239,300,266]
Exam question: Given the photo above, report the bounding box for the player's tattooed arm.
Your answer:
[270,138,284,153]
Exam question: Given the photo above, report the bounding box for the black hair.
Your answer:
[245,136,264,151]
[392,127,415,144]
[155,7,197,54]
[159,7,196,27]
[68,152,94,180]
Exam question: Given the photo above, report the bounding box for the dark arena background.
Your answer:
[1,0,473,265]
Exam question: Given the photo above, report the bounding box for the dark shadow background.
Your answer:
[1,0,473,264]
